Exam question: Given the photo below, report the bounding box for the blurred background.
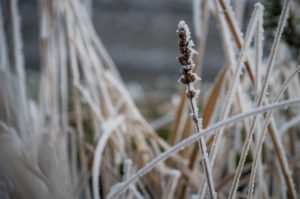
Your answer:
[19,0,299,119]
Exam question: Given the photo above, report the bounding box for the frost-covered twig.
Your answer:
[162,170,181,199]
[228,1,291,198]
[208,3,263,170]
[218,0,255,82]
[198,1,259,198]
[92,115,124,199]
[247,65,300,199]
[198,1,238,197]
[177,20,217,199]
[107,98,300,199]
[198,5,263,197]
[254,13,264,97]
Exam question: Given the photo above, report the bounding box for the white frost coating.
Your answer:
[194,73,201,81]
[188,40,195,47]
[254,10,264,96]
[186,84,200,117]
[120,159,144,199]
[190,48,199,56]
[177,20,191,41]
[195,89,201,97]
[123,159,132,181]
[187,85,201,96]
[92,115,125,199]
[106,182,125,199]
[164,169,181,199]
[129,187,144,199]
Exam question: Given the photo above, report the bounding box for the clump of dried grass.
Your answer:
[0,0,300,199]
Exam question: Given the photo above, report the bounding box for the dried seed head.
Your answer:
[179,46,188,54]
[179,73,197,85]
[178,56,189,66]
[177,20,198,74]
[179,77,186,84]
[178,31,186,40]
[187,90,196,98]
[187,73,196,82]
[179,75,188,84]
[178,40,187,48]
[177,21,202,125]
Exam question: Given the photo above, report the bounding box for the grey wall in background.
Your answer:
[92,0,225,84]
[20,0,255,89]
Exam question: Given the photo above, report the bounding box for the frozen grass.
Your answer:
[0,0,299,199]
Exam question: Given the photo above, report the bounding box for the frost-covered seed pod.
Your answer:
[187,90,196,99]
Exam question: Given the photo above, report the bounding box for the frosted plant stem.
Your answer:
[228,1,291,198]
[187,85,217,199]
[107,98,300,199]
[209,3,262,168]
[69,0,121,79]
[247,66,300,199]
[92,116,124,199]
[177,21,216,198]
[163,170,181,199]
[198,1,236,197]
[246,10,264,199]
[219,0,243,46]
[218,0,255,83]
[255,15,263,98]
[198,4,263,198]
